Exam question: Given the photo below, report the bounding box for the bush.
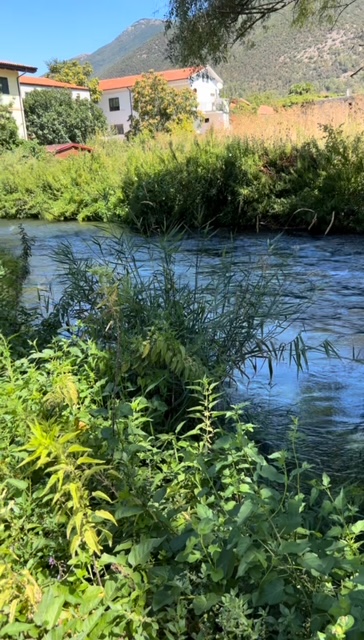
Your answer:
[1,340,364,638]
[1,128,364,232]
[23,89,108,145]
[0,102,20,152]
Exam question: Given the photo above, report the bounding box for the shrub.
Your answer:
[23,89,108,145]
[1,343,364,638]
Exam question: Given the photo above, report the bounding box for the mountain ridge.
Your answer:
[78,8,364,96]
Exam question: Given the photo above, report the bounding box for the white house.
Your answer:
[98,66,229,135]
[0,60,37,138]
[20,76,91,100]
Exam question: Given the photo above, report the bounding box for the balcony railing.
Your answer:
[199,98,229,114]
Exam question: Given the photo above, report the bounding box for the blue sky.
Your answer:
[3,0,167,74]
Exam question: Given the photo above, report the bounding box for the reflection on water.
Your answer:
[1,220,364,479]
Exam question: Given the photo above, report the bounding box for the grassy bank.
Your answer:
[1,128,364,233]
[1,232,364,638]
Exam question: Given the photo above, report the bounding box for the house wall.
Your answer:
[99,89,134,134]
[20,85,90,100]
[0,69,27,138]
[99,71,227,135]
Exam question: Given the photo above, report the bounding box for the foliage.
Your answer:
[2,128,364,232]
[46,58,102,102]
[289,82,316,96]
[1,337,364,638]
[23,89,108,145]
[166,0,354,65]
[0,102,19,152]
[0,226,39,354]
[130,71,199,137]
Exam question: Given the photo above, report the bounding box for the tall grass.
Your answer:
[2,128,364,232]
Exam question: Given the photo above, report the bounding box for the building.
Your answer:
[98,66,229,135]
[46,143,93,158]
[20,76,91,101]
[0,60,37,138]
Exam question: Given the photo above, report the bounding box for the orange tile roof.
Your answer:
[99,67,201,91]
[20,76,89,91]
[0,60,37,73]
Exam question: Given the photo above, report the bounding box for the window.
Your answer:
[109,97,120,111]
[114,124,124,135]
[0,77,10,95]
[204,118,210,123]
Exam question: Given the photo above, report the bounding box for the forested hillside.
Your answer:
[78,4,364,96]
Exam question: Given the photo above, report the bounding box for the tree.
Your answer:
[46,59,102,103]
[0,102,19,152]
[129,71,200,137]
[166,0,354,64]
[23,89,107,145]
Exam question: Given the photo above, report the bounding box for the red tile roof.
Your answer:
[99,67,201,91]
[20,76,89,91]
[46,143,93,154]
[0,60,37,73]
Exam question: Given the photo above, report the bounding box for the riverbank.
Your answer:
[2,228,364,637]
[1,127,364,234]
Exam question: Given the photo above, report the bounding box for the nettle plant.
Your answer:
[1,338,364,639]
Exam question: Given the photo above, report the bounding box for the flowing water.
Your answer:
[1,220,364,480]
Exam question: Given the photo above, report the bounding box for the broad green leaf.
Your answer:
[128,538,164,567]
[6,478,28,490]
[351,520,364,535]
[259,464,285,483]
[237,500,254,524]
[115,504,144,519]
[0,623,36,637]
[153,588,175,610]
[34,588,65,629]
[193,593,220,614]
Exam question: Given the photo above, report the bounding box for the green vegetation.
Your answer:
[88,5,364,97]
[46,58,102,103]
[166,0,346,65]
[23,90,108,145]
[0,102,20,153]
[130,71,199,137]
[1,128,364,233]
[1,230,364,638]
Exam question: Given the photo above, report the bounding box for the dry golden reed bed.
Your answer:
[230,94,364,143]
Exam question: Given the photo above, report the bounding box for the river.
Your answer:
[1,220,364,480]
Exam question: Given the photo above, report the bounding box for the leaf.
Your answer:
[128,538,164,567]
[92,491,113,503]
[153,589,175,611]
[34,588,65,629]
[0,623,36,637]
[115,504,144,519]
[94,509,117,525]
[84,527,101,555]
[322,472,331,488]
[237,500,254,524]
[193,593,220,615]
[6,478,28,490]
[259,464,285,483]
[351,520,364,535]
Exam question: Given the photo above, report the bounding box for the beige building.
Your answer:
[0,60,37,138]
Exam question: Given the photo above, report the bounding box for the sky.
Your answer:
[3,0,167,75]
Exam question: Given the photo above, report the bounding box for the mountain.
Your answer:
[79,6,364,96]
[80,19,165,78]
